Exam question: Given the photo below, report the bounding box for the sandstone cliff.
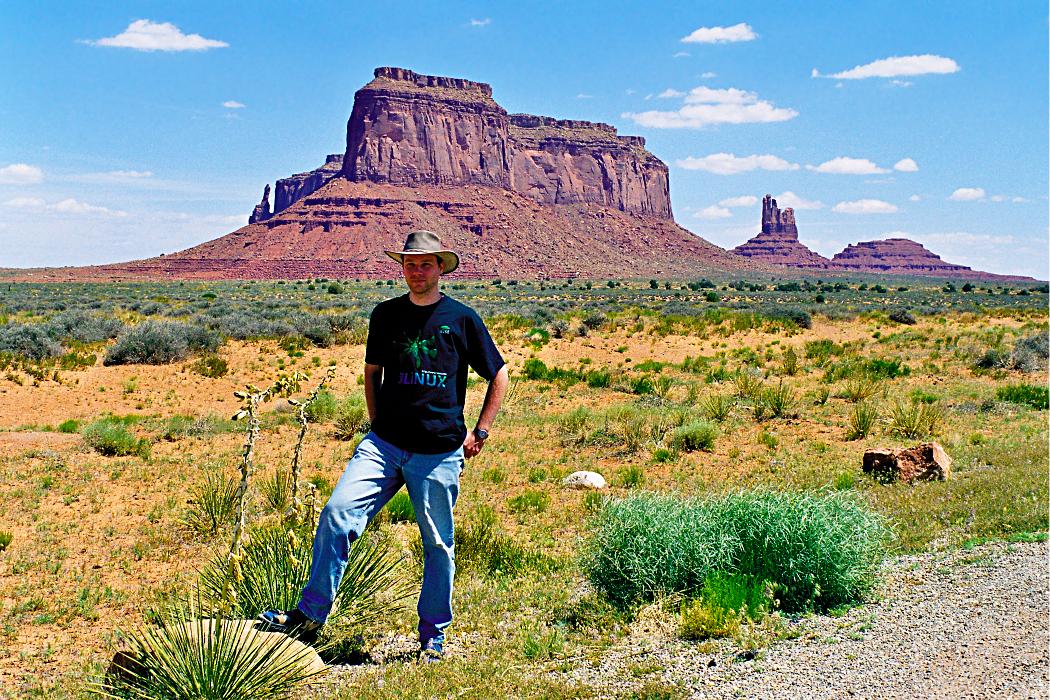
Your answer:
[731,195,830,268]
[830,238,983,277]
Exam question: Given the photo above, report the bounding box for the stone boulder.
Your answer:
[863,442,952,483]
[562,470,607,489]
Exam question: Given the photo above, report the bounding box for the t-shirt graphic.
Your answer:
[398,333,447,387]
[366,295,504,454]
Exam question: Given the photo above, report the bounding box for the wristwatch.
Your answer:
[473,427,489,441]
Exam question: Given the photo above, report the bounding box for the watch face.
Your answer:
[474,428,489,440]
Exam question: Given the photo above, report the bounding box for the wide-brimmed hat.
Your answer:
[384,230,459,274]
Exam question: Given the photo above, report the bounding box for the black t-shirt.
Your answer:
[365,294,505,454]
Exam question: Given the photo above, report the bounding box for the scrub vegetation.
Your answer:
[0,275,1045,698]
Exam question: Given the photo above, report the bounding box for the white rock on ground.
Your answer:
[562,471,607,489]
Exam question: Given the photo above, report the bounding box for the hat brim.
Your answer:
[385,249,460,274]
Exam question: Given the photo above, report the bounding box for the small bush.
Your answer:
[191,354,228,378]
[508,490,550,514]
[58,419,79,433]
[383,490,415,523]
[846,402,879,440]
[332,397,369,440]
[0,324,63,361]
[455,506,551,577]
[303,390,338,423]
[182,469,238,537]
[996,383,1049,409]
[618,465,645,488]
[841,377,881,403]
[0,530,11,552]
[669,420,718,452]
[46,311,124,344]
[104,320,221,365]
[82,419,151,458]
[890,400,944,438]
[888,309,917,325]
[699,394,734,422]
[581,490,890,611]
[757,380,799,419]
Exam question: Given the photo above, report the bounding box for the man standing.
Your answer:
[259,230,509,661]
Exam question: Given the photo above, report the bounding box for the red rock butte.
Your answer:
[731,195,831,269]
[22,67,760,282]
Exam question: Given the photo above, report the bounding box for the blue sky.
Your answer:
[1,1,1046,278]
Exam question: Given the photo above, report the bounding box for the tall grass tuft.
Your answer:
[889,400,944,438]
[95,612,324,699]
[699,393,734,422]
[183,470,239,537]
[581,490,890,612]
[669,420,718,452]
[846,402,879,440]
[453,506,552,577]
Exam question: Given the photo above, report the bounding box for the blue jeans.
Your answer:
[298,432,463,643]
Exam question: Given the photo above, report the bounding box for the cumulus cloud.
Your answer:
[949,187,985,201]
[832,199,899,214]
[813,54,959,80]
[85,19,228,52]
[624,85,797,128]
[893,158,919,172]
[676,153,799,175]
[470,18,491,27]
[718,195,758,208]
[775,191,824,210]
[50,198,128,217]
[657,88,684,98]
[0,163,44,185]
[695,205,733,219]
[681,23,757,44]
[807,157,888,175]
[223,101,245,109]
[909,194,922,202]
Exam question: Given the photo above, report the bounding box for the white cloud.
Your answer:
[909,194,922,202]
[85,19,228,52]
[893,158,919,172]
[807,157,888,175]
[657,88,684,98]
[3,196,46,209]
[1012,196,1027,203]
[695,205,732,219]
[50,198,128,217]
[223,101,245,109]
[673,51,691,58]
[0,163,44,185]
[700,71,717,79]
[681,23,757,44]
[775,191,824,210]
[576,93,593,99]
[718,195,758,208]
[990,195,1006,202]
[676,153,799,175]
[624,85,797,128]
[813,54,959,80]
[832,199,899,214]
[890,80,914,87]
[949,187,985,201]
[470,18,491,27]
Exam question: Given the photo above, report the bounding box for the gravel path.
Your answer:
[562,540,1048,699]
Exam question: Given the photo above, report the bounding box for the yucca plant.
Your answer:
[890,400,944,438]
[841,376,881,403]
[846,402,879,440]
[183,469,239,538]
[94,612,324,699]
[757,380,799,420]
[733,370,764,401]
[261,469,292,513]
[699,393,735,422]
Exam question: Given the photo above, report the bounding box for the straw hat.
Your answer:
[384,230,459,274]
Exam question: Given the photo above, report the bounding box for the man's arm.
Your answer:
[463,365,509,459]
[363,363,383,423]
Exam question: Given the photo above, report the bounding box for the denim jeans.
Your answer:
[298,431,463,643]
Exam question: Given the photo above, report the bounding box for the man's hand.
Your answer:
[463,430,485,459]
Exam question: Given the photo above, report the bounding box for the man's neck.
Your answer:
[408,289,442,306]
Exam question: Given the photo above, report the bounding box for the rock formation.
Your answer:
[248,184,272,224]
[830,238,977,277]
[863,442,952,484]
[731,195,831,268]
[28,67,751,281]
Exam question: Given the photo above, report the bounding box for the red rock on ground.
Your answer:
[863,442,952,483]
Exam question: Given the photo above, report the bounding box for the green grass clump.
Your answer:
[0,530,11,552]
[679,573,772,641]
[182,470,238,537]
[996,383,1049,409]
[581,490,890,612]
[508,489,550,514]
[382,490,415,523]
[846,402,879,440]
[669,420,718,452]
[889,400,944,438]
[332,396,369,440]
[82,418,151,458]
[454,506,552,578]
[57,419,79,433]
[303,389,339,423]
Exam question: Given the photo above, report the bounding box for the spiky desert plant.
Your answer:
[287,367,335,522]
[94,609,325,699]
[846,402,879,441]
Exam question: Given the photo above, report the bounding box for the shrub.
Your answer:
[841,377,881,403]
[332,396,369,440]
[585,369,611,388]
[846,402,879,440]
[182,470,238,537]
[889,400,944,438]
[769,307,812,330]
[996,383,1049,409]
[1011,333,1049,372]
[382,490,415,523]
[733,370,764,401]
[0,530,11,552]
[699,393,734,422]
[97,614,324,700]
[508,489,550,514]
[669,420,718,452]
[197,522,411,628]
[191,354,229,378]
[46,311,124,344]
[888,309,917,325]
[0,323,63,361]
[104,321,221,365]
[581,491,890,612]
[618,465,645,488]
[455,506,551,577]
[58,419,79,433]
[757,380,799,419]
[82,419,151,458]
[303,390,338,423]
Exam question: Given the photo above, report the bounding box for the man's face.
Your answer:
[402,254,443,295]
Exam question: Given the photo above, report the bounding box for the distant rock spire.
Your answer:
[761,194,798,238]
[249,184,272,224]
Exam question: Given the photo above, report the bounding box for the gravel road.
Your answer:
[563,540,1048,699]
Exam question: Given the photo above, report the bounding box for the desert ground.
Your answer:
[0,277,1046,699]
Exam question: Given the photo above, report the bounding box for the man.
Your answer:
[258,230,509,661]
